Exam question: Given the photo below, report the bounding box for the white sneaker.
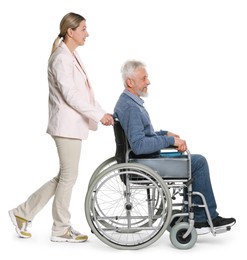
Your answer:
[51,227,88,243]
[9,209,32,238]
[195,227,211,235]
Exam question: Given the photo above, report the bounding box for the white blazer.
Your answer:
[46,41,105,140]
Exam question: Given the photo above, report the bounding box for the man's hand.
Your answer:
[174,137,187,152]
[167,131,180,138]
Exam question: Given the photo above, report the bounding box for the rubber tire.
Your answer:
[169,222,197,249]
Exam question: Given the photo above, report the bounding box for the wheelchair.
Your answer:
[85,119,226,250]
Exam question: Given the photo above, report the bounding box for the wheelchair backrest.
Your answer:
[113,119,130,163]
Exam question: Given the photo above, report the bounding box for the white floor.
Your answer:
[3,217,242,260]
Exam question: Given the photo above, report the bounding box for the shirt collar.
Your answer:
[123,89,144,106]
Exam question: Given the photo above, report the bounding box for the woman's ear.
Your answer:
[66,28,73,38]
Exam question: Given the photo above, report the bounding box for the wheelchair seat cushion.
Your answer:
[128,155,189,178]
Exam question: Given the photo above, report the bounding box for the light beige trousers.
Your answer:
[13,136,82,236]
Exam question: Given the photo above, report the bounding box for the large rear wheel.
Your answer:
[85,163,172,249]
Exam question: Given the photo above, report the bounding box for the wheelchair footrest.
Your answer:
[214,225,231,234]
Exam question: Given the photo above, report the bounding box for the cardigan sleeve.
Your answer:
[121,107,175,155]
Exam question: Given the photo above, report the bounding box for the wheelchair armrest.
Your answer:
[160,147,191,158]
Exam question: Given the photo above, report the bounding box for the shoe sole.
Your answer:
[9,210,31,238]
[51,236,88,243]
[196,220,236,235]
[196,227,211,235]
[214,221,236,230]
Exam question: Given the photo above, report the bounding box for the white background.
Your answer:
[1,0,246,258]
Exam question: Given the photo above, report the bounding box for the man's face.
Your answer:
[127,68,150,97]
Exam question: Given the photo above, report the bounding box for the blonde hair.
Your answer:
[50,12,86,57]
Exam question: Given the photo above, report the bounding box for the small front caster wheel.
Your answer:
[170,222,197,249]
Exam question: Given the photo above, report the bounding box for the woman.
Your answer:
[9,12,114,243]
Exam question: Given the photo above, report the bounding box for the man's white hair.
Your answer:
[121,60,146,88]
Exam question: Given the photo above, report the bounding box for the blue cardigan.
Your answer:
[113,90,175,155]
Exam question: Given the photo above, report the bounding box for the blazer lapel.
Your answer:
[73,52,95,105]
[73,54,85,74]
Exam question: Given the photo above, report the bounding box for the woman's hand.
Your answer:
[100,114,114,126]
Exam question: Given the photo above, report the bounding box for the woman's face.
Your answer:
[70,20,89,46]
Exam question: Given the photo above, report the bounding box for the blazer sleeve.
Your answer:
[50,53,105,122]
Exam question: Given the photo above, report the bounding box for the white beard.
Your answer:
[138,90,149,97]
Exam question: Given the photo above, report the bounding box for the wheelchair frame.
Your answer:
[84,120,225,250]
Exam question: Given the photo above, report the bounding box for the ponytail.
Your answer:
[49,35,62,58]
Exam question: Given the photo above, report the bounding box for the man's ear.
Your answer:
[126,78,133,88]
